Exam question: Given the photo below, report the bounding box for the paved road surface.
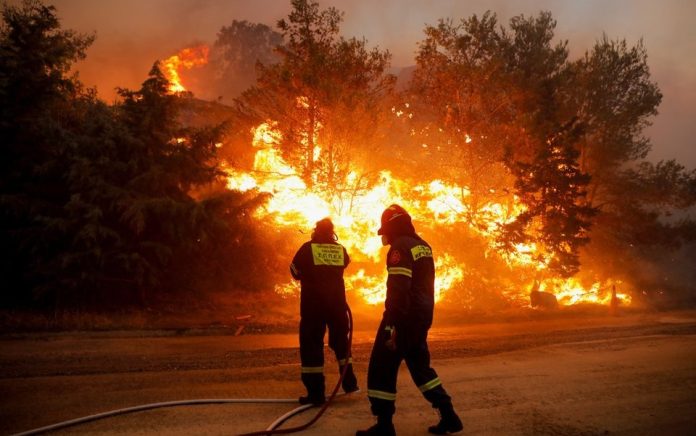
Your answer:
[2,312,695,435]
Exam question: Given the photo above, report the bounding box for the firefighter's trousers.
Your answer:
[366,319,451,416]
[300,307,357,398]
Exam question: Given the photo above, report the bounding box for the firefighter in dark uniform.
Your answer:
[290,218,359,405]
[357,205,463,435]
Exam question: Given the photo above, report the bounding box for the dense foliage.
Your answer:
[1,0,695,314]
[403,11,695,298]
[235,0,396,195]
[0,1,272,311]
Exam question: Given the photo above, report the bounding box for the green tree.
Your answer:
[570,36,663,203]
[582,159,696,303]
[67,64,226,305]
[0,0,94,307]
[0,1,274,311]
[409,12,573,215]
[498,121,597,277]
[54,62,276,309]
[568,37,696,302]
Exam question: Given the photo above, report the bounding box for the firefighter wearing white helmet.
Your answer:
[290,218,359,405]
[356,205,463,435]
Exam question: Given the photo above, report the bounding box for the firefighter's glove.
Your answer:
[384,325,397,351]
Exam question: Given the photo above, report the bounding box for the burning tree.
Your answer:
[235,0,395,196]
[398,10,696,303]
[567,37,696,303]
[405,12,598,283]
[167,20,284,102]
[408,12,516,222]
[499,122,597,277]
[2,0,694,315]
[223,6,688,308]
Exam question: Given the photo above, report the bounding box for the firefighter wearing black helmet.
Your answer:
[356,205,462,435]
[290,218,359,405]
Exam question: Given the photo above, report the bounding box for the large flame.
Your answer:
[162,45,209,93]
[226,121,631,308]
[541,278,631,306]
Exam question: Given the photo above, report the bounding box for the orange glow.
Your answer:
[539,278,632,306]
[162,45,209,93]
[226,122,631,308]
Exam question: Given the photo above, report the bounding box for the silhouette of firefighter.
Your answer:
[290,218,359,405]
[357,205,462,435]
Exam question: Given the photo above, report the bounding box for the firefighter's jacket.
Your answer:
[383,234,435,332]
[290,240,350,317]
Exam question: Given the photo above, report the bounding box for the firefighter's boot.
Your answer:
[428,404,463,434]
[298,394,326,405]
[355,415,396,436]
[340,363,359,393]
[299,372,325,405]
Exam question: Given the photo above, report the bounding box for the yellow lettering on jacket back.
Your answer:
[411,245,432,260]
[311,244,345,266]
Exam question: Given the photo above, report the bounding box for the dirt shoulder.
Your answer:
[2,311,696,435]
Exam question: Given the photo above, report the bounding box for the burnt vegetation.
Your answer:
[1,0,695,319]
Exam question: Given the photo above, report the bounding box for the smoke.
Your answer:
[43,0,696,168]
[646,66,696,167]
[49,0,290,99]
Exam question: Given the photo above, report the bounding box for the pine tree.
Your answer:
[236,0,395,194]
[498,122,597,277]
[0,0,93,308]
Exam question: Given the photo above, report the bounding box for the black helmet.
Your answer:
[377,204,412,236]
[312,217,336,241]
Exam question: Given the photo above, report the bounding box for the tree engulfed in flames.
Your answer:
[162,45,630,309]
[226,123,631,307]
[226,122,468,304]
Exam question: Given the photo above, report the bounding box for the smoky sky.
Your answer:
[33,0,696,168]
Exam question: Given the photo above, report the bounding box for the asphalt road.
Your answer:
[2,311,696,435]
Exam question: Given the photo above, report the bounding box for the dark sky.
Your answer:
[38,0,696,168]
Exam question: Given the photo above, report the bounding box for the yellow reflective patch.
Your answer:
[367,389,397,401]
[301,366,324,373]
[387,267,412,278]
[418,377,442,392]
[311,244,344,266]
[411,245,432,260]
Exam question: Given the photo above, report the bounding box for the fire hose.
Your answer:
[238,305,354,436]
[11,399,300,436]
[11,307,355,436]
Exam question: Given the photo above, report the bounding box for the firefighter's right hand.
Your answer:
[385,327,397,351]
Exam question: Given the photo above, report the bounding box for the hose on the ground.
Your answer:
[11,306,356,436]
[237,305,355,436]
[11,398,299,436]
[264,404,314,431]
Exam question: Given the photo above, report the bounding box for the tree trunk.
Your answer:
[305,102,316,189]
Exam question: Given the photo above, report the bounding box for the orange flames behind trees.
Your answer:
[162,45,209,93]
[226,122,632,308]
[162,44,631,309]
